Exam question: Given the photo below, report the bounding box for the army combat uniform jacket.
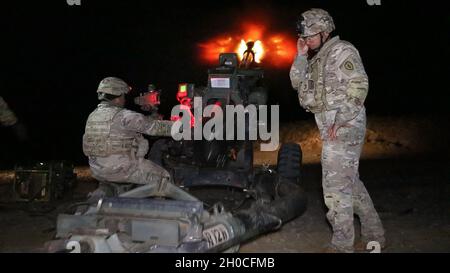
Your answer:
[83,102,174,185]
[290,36,368,130]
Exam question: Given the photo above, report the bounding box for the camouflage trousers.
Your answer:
[90,155,172,185]
[315,108,384,252]
[87,156,174,203]
[127,158,172,185]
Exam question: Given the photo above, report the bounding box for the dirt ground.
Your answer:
[0,118,449,253]
[240,158,450,253]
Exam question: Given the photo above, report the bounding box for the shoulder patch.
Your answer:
[344,61,354,71]
[339,57,357,77]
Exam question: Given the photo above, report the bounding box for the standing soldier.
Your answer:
[83,77,194,201]
[290,8,385,252]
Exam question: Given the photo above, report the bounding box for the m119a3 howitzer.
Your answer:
[45,43,306,253]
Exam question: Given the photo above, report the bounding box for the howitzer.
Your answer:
[45,43,307,253]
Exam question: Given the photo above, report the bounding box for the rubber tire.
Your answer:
[277,143,302,180]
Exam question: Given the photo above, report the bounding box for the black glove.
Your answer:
[10,122,29,142]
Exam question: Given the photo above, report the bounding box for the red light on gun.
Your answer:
[146,91,160,106]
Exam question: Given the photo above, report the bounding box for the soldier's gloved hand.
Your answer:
[135,136,149,158]
[10,122,28,142]
[297,38,309,56]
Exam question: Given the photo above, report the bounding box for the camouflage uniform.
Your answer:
[83,77,174,187]
[0,96,18,126]
[290,9,384,252]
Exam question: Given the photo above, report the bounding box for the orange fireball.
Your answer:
[198,22,297,67]
[237,40,264,63]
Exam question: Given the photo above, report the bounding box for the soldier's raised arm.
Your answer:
[289,38,309,90]
[117,110,174,137]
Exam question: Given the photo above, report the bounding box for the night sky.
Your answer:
[1,0,449,167]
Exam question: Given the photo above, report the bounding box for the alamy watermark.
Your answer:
[366,0,381,6]
[66,0,81,6]
[367,241,381,253]
[170,97,279,152]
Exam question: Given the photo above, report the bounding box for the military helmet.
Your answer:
[97,77,130,96]
[296,8,335,37]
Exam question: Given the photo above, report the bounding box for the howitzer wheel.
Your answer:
[277,143,302,182]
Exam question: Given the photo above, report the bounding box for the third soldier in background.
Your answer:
[0,96,28,142]
[290,8,385,252]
